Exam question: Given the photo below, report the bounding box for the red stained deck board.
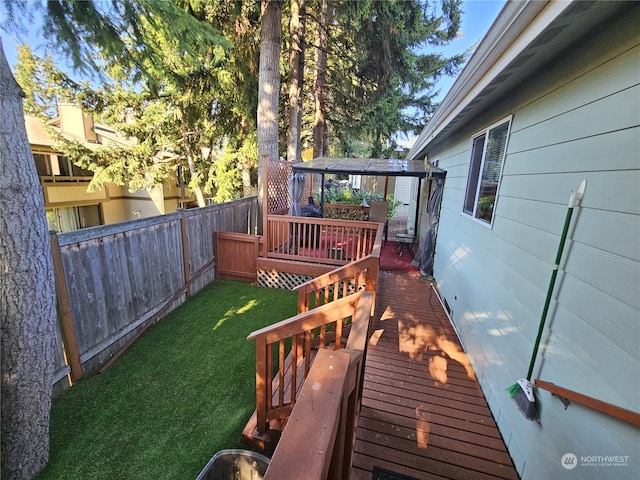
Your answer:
[364,357,484,394]
[362,370,486,406]
[355,428,518,480]
[352,271,519,480]
[362,378,495,419]
[357,410,514,465]
[353,439,517,480]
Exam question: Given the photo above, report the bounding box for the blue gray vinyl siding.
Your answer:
[428,11,639,480]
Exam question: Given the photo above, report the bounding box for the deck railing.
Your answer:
[263,347,364,480]
[264,214,382,266]
[294,253,379,313]
[246,291,373,438]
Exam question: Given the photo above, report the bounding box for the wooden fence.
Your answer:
[214,231,260,282]
[50,197,258,394]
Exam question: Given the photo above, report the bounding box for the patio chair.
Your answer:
[368,200,388,244]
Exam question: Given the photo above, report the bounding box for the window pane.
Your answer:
[57,156,72,176]
[46,210,59,231]
[57,207,81,232]
[33,154,51,176]
[475,121,509,223]
[463,135,485,215]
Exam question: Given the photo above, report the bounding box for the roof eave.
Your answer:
[408,0,572,160]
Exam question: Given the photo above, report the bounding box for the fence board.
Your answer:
[51,197,258,393]
[214,232,259,282]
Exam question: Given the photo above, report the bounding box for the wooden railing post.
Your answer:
[49,231,83,382]
[179,208,191,298]
[255,335,268,435]
[342,355,363,477]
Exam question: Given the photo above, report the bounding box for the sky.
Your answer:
[430,0,506,101]
[1,0,506,145]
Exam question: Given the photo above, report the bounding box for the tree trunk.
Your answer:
[180,108,207,207]
[287,0,305,164]
[257,0,282,233]
[0,40,56,480]
[313,0,329,159]
[240,118,253,198]
[186,154,207,207]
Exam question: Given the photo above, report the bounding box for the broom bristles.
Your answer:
[507,379,538,421]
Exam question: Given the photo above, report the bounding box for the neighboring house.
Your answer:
[408,1,639,479]
[26,103,191,232]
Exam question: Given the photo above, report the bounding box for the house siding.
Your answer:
[429,10,639,480]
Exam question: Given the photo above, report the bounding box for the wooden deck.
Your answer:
[351,271,519,480]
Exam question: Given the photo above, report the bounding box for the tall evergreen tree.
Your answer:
[312,0,330,158]
[287,0,305,164]
[308,0,465,157]
[179,0,261,198]
[7,2,257,206]
[257,0,282,231]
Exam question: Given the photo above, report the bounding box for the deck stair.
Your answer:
[242,255,379,452]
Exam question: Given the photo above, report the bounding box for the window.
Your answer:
[463,118,511,225]
[47,205,102,232]
[33,153,93,179]
[33,153,52,176]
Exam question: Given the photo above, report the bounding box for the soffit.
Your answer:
[407,0,630,160]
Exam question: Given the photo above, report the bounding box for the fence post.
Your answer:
[179,208,191,299]
[49,231,83,381]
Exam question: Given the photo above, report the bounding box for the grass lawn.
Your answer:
[37,280,298,480]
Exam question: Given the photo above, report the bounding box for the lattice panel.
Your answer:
[266,158,314,214]
[257,268,368,297]
[267,159,292,214]
[257,269,314,290]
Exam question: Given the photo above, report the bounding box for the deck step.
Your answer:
[241,410,284,453]
[241,346,320,452]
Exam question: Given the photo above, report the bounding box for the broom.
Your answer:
[507,180,586,421]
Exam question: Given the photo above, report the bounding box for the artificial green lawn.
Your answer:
[37,280,298,480]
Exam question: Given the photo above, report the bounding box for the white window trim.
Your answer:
[462,115,512,228]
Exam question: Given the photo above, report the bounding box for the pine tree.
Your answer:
[257,0,283,231]
[308,0,465,157]
[287,0,305,164]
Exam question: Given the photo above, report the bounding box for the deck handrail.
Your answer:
[294,253,380,313]
[535,379,640,427]
[264,214,382,266]
[263,348,359,480]
[246,291,373,437]
[263,290,372,480]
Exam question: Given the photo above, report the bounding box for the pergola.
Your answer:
[291,157,447,237]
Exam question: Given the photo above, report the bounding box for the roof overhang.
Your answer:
[292,157,446,179]
[407,0,631,160]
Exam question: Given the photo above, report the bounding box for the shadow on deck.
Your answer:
[351,271,519,480]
